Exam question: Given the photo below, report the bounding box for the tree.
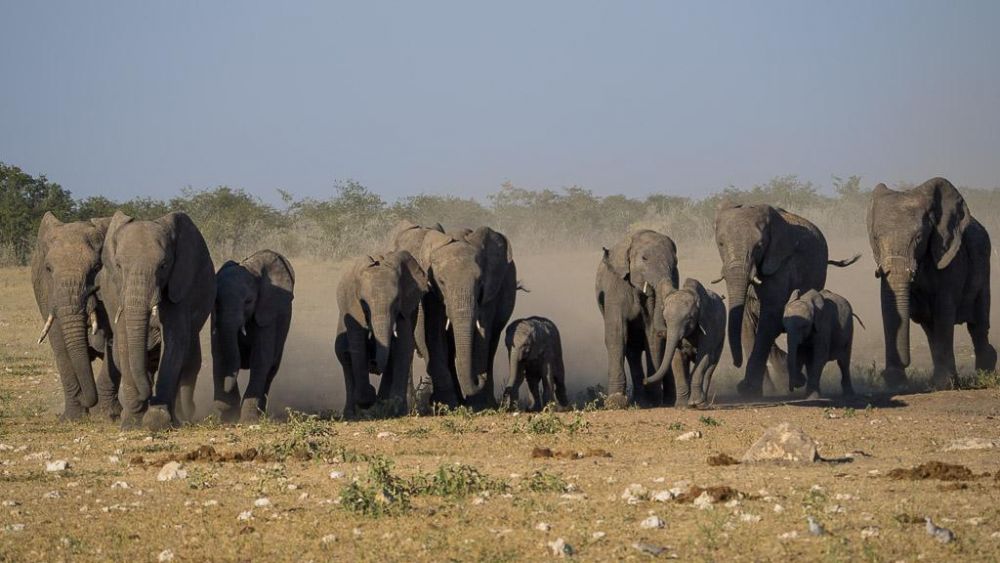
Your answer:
[0,163,75,265]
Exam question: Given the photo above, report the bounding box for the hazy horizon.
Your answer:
[2,1,999,204]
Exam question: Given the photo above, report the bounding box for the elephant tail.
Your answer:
[828,254,861,268]
[852,312,867,330]
[516,281,530,293]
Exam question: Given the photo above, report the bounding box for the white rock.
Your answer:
[321,534,337,544]
[943,437,997,451]
[693,491,715,511]
[621,483,649,504]
[1,500,18,507]
[43,490,61,499]
[471,496,485,505]
[966,517,985,526]
[675,430,702,441]
[157,462,187,482]
[860,526,880,539]
[108,456,120,464]
[591,531,606,541]
[158,549,174,562]
[640,515,665,529]
[773,504,785,513]
[742,423,819,463]
[725,499,740,509]
[778,531,799,540]
[834,493,857,501]
[376,431,396,439]
[548,538,573,557]
[203,500,218,507]
[652,490,675,502]
[111,481,129,489]
[237,510,253,521]
[254,497,271,508]
[740,512,762,523]
[328,470,345,480]
[4,524,25,532]
[535,522,551,532]
[45,460,69,472]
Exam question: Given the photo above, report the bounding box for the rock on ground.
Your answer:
[157,462,187,482]
[943,437,997,451]
[741,423,819,463]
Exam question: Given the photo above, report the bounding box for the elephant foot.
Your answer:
[974,344,998,373]
[356,383,378,410]
[59,405,88,422]
[604,393,629,410]
[240,399,263,423]
[214,399,240,423]
[804,389,821,401]
[94,398,122,422]
[142,406,174,431]
[120,412,144,430]
[736,379,763,399]
[687,401,710,410]
[842,385,855,398]
[789,372,806,391]
[929,371,956,391]
[881,367,908,390]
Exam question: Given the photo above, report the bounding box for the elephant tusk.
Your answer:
[393,325,399,338]
[642,281,650,294]
[476,319,486,337]
[151,305,158,318]
[89,311,99,335]
[710,276,724,284]
[445,318,451,331]
[240,326,247,337]
[114,307,122,326]
[750,274,763,285]
[37,313,55,344]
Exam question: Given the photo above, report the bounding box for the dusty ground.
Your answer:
[2,242,1000,561]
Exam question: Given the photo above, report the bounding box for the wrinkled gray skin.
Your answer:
[595,230,680,408]
[212,250,295,423]
[644,279,725,408]
[31,213,121,421]
[868,177,995,388]
[393,221,517,410]
[502,316,568,411]
[335,250,428,417]
[715,202,859,398]
[783,289,857,399]
[99,211,215,430]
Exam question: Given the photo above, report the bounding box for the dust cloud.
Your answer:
[191,235,998,417]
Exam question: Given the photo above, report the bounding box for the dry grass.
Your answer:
[2,246,1000,561]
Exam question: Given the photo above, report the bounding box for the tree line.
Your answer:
[3,161,998,266]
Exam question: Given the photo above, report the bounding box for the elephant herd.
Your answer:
[29,177,996,429]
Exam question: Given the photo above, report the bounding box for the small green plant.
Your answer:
[412,464,509,498]
[667,421,685,431]
[842,407,856,418]
[524,470,570,493]
[263,410,335,460]
[186,467,212,490]
[953,370,1000,390]
[515,408,589,435]
[699,415,721,427]
[340,457,411,517]
[579,384,607,411]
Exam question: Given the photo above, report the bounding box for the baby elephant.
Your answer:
[644,279,725,407]
[212,250,295,422]
[502,317,568,411]
[783,289,858,399]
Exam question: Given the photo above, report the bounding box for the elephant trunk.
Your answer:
[725,266,749,368]
[450,293,486,399]
[57,306,98,408]
[785,332,800,391]
[645,328,682,385]
[508,346,522,389]
[882,275,911,368]
[123,273,157,402]
[369,305,394,376]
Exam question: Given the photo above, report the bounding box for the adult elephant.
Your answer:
[212,250,295,423]
[715,202,859,398]
[31,212,120,420]
[595,230,680,408]
[334,251,427,417]
[393,221,517,410]
[868,177,995,388]
[99,211,215,430]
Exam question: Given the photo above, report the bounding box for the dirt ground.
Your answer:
[1,241,999,561]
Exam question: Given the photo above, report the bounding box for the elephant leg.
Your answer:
[424,298,459,408]
[670,355,691,407]
[47,330,87,421]
[114,337,145,428]
[146,313,192,430]
[540,364,554,409]
[688,353,715,406]
[551,357,569,408]
[968,291,997,372]
[175,339,200,424]
[388,318,417,416]
[837,354,855,397]
[929,307,958,389]
[242,328,276,423]
[767,345,791,391]
[95,344,122,421]
[526,375,543,412]
[603,314,630,408]
[335,331,357,418]
[738,310,782,398]
[625,338,648,407]
[502,360,527,411]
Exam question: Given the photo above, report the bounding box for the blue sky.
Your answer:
[1,1,998,203]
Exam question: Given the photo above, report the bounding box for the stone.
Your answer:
[157,462,187,482]
[943,437,997,451]
[621,483,649,504]
[547,538,572,557]
[254,497,271,508]
[237,510,253,521]
[328,470,345,480]
[652,490,675,502]
[639,515,665,529]
[534,522,551,532]
[45,460,69,472]
[675,430,702,441]
[741,423,819,463]
[860,526,880,539]
[158,549,174,562]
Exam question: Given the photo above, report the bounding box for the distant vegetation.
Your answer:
[2,161,998,266]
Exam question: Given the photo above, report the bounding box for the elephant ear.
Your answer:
[37,211,62,244]
[255,253,295,327]
[396,250,428,314]
[608,235,633,281]
[467,226,512,303]
[789,288,801,302]
[761,207,798,276]
[419,230,456,274]
[920,177,971,269]
[807,290,825,316]
[160,212,211,304]
[867,183,892,267]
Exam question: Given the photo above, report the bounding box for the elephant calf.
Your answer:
[502,317,568,411]
[644,279,725,407]
[782,289,857,399]
[212,250,295,423]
